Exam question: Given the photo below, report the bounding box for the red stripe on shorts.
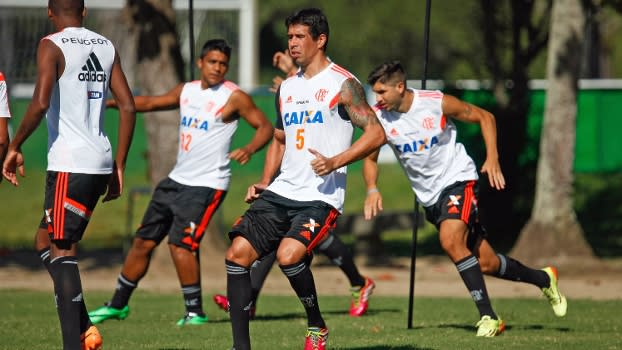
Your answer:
[54,172,69,240]
[191,190,225,251]
[306,208,340,254]
[461,181,475,223]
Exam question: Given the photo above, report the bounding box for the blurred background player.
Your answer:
[364,60,567,337]
[2,0,137,348]
[0,71,12,173]
[224,8,385,350]
[213,48,375,320]
[88,39,273,326]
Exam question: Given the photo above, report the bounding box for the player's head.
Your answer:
[368,61,408,111]
[48,0,85,18]
[197,39,231,87]
[285,8,329,67]
[199,39,232,61]
[285,8,330,51]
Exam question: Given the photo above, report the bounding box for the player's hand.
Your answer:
[103,162,123,202]
[269,75,284,93]
[245,183,267,203]
[480,159,505,190]
[272,50,296,75]
[309,148,337,176]
[2,148,25,186]
[229,147,252,165]
[364,189,383,220]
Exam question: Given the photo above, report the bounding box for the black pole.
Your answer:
[408,0,431,330]
[188,0,195,80]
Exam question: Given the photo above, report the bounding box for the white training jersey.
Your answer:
[44,27,115,174]
[0,72,11,118]
[375,89,478,207]
[168,80,240,190]
[268,62,355,212]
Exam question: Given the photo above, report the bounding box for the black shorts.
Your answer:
[424,180,487,249]
[135,177,226,251]
[39,171,109,242]
[229,191,340,258]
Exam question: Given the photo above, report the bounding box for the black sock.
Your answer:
[280,256,325,328]
[181,283,204,315]
[226,259,252,350]
[455,255,496,319]
[37,248,51,273]
[49,256,84,350]
[495,254,549,288]
[250,251,276,305]
[109,274,137,309]
[317,234,365,287]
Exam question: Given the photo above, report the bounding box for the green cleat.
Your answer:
[541,266,567,317]
[176,312,208,326]
[88,304,129,324]
[475,315,505,337]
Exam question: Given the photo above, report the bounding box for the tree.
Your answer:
[124,0,185,185]
[512,0,594,264]
[474,0,551,251]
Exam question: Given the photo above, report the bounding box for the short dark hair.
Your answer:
[48,0,84,16]
[285,8,330,51]
[367,61,407,86]
[199,39,232,59]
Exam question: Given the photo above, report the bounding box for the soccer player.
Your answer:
[88,38,273,326]
[213,49,376,320]
[0,71,12,172]
[364,61,567,337]
[2,1,136,349]
[225,8,386,350]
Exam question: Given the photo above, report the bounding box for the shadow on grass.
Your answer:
[207,307,402,323]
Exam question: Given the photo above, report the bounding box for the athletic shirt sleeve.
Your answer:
[0,72,11,118]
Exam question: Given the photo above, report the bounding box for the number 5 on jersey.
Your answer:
[296,128,304,150]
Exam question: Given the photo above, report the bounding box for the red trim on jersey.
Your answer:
[214,105,225,118]
[185,190,224,251]
[372,103,383,112]
[328,92,340,109]
[0,72,5,81]
[440,115,447,129]
[418,91,443,99]
[53,172,69,240]
[330,64,353,78]
[306,209,340,254]
[223,80,240,91]
[461,181,475,223]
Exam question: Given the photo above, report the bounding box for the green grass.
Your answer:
[0,290,620,349]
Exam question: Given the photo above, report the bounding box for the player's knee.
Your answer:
[225,237,255,267]
[276,242,307,265]
[131,237,157,255]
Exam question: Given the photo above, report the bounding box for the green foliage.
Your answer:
[0,291,620,349]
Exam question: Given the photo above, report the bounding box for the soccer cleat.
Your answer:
[80,325,103,350]
[213,294,229,312]
[475,315,505,337]
[349,276,375,317]
[176,312,208,326]
[541,266,568,317]
[88,303,129,324]
[304,327,328,350]
[212,294,256,319]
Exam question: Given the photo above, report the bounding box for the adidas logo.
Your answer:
[78,53,107,82]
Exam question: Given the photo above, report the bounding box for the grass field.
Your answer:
[0,290,620,350]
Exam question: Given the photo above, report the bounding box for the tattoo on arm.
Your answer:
[341,78,377,129]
